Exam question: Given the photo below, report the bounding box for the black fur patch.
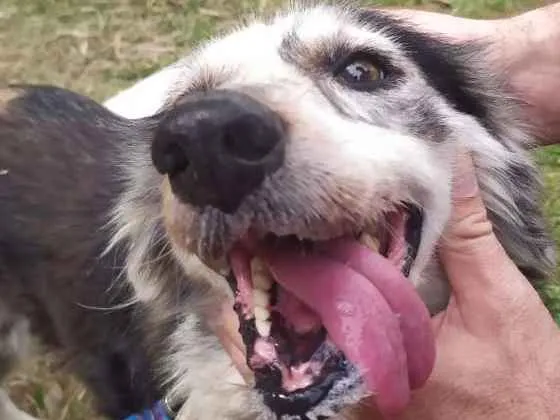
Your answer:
[355,10,495,133]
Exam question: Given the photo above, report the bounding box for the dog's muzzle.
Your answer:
[152,89,436,419]
[151,90,286,214]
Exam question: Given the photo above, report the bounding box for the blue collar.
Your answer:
[123,400,174,420]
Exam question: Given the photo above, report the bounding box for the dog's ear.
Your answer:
[478,154,556,282]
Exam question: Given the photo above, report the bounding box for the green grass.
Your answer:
[0,0,558,418]
[537,144,560,323]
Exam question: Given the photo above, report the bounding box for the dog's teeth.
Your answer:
[253,272,273,291]
[253,288,270,308]
[254,305,270,321]
[255,319,271,337]
[359,232,380,252]
[251,258,273,290]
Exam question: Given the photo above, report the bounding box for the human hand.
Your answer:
[359,152,560,420]
[382,8,502,43]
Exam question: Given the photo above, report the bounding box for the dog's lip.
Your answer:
[255,347,351,417]
[228,265,352,418]
[226,205,433,417]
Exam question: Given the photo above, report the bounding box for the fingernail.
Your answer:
[452,152,479,199]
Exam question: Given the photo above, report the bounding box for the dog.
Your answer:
[0,4,556,420]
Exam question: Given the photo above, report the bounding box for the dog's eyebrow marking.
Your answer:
[279,29,353,74]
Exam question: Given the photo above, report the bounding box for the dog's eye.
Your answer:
[334,54,387,91]
[342,60,382,82]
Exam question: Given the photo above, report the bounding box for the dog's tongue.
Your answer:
[261,238,435,417]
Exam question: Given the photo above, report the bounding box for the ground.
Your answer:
[0,0,558,419]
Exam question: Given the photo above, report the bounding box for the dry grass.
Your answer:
[0,0,557,418]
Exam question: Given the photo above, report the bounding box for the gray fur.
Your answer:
[0,86,165,419]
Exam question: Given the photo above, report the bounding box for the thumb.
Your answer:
[439,152,530,303]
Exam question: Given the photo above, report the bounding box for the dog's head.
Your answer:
[110,5,555,419]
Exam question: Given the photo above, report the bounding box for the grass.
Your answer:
[0,0,558,418]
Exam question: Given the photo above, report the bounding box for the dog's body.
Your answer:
[0,4,556,420]
[0,87,165,419]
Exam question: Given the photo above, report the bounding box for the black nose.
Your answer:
[152,90,286,213]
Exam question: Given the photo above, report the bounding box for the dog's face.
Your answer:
[112,5,555,419]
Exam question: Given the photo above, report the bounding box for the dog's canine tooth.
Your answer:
[254,306,270,321]
[254,272,273,291]
[359,232,380,252]
[251,257,273,290]
[255,319,272,337]
[253,288,270,308]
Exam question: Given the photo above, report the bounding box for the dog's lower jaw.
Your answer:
[172,366,366,420]
[164,228,438,420]
[164,307,371,420]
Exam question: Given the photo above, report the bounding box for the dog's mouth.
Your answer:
[227,205,435,418]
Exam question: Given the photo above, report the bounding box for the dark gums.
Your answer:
[229,268,347,418]
[260,367,346,418]
[403,206,423,277]
[226,270,236,292]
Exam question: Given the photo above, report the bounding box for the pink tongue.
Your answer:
[261,238,435,417]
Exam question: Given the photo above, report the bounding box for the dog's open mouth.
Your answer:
[227,205,435,417]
